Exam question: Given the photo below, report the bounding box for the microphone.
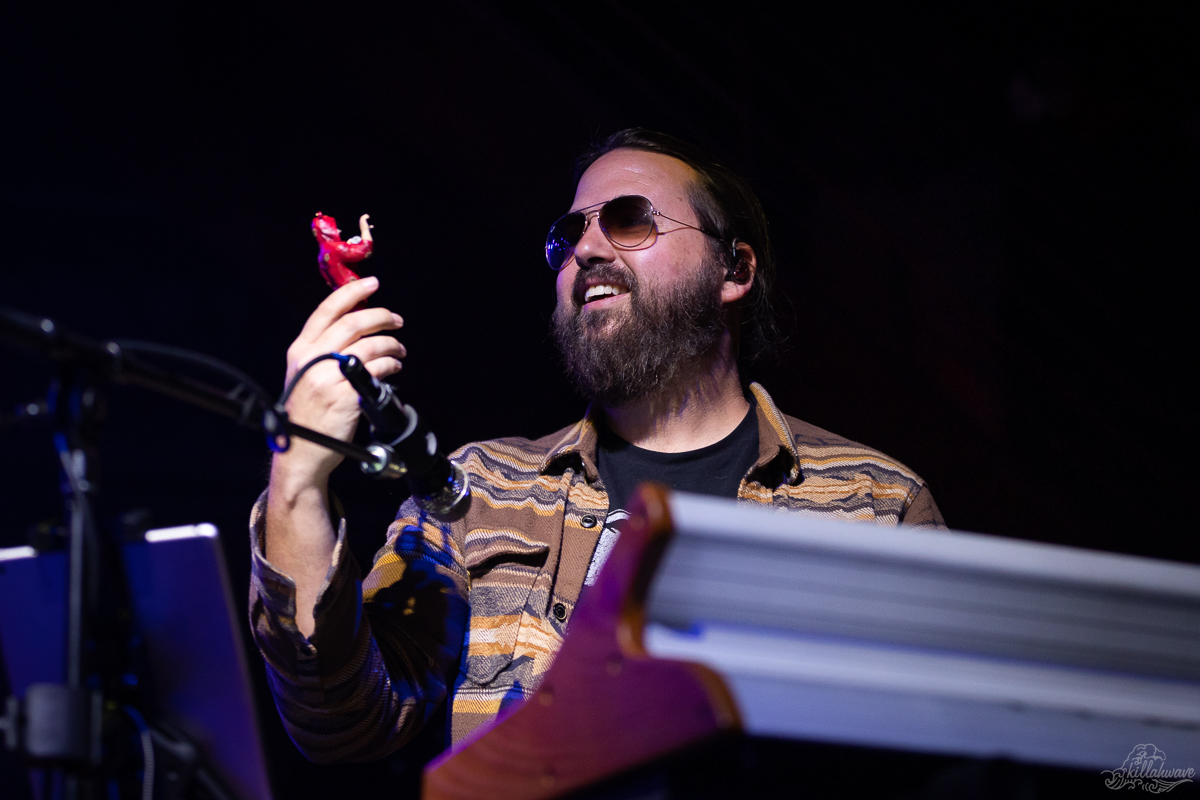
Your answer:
[336,354,469,514]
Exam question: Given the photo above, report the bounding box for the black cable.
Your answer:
[122,705,154,800]
[266,352,349,453]
[277,352,348,408]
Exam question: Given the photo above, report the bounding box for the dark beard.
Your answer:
[552,260,726,407]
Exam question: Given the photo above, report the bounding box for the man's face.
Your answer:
[552,149,727,406]
[554,150,718,328]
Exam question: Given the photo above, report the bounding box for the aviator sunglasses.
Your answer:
[544,194,724,271]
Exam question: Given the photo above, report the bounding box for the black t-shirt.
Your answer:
[585,401,760,585]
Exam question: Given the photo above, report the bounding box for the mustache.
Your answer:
[571,263,638,305]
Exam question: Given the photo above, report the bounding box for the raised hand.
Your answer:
[277,276,406,484]
[265,277,405,635]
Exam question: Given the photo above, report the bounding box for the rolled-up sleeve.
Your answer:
[248,492,469,762]
[899,483,947,529]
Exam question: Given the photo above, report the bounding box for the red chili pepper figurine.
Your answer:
[312,212,374,290]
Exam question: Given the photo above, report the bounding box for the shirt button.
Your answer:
[552,603,567,622]
[581,514,598,528]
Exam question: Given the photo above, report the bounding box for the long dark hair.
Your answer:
[574,128,783,372]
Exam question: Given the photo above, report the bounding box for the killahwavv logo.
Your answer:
[1102,744,1195,793]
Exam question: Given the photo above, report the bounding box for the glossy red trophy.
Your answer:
[312,212,373,290]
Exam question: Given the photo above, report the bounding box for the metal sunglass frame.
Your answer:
[544,194,723,271]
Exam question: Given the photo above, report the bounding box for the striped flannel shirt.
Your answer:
[248,383,944,762]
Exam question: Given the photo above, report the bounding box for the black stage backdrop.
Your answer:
[1,4,1196,798]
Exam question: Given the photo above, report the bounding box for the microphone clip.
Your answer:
[337,354,470,514]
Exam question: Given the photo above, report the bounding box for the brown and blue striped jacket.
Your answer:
[248,383,944,761]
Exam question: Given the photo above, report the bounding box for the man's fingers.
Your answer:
[341,335,407,363]
[314,308,404,355]
[296,276,381,344]
[365,357,403,380]
[289,308,401,376]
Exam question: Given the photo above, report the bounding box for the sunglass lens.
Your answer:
[545,213,585,270]
[600,196,654,247]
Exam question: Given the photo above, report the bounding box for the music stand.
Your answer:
[0,524,272,799]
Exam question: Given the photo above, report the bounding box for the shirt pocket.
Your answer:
[461,529,550,685]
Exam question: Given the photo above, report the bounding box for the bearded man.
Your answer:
[249,129,945,762]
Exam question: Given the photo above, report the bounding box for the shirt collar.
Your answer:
[538,382,801,486]
[747,382,802,486]
[539,403,603,481]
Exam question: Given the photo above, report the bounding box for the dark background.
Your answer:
[1,3,1196,797]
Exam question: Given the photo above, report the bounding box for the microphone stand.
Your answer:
[0,307,381,468]
[0,306,403,799]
